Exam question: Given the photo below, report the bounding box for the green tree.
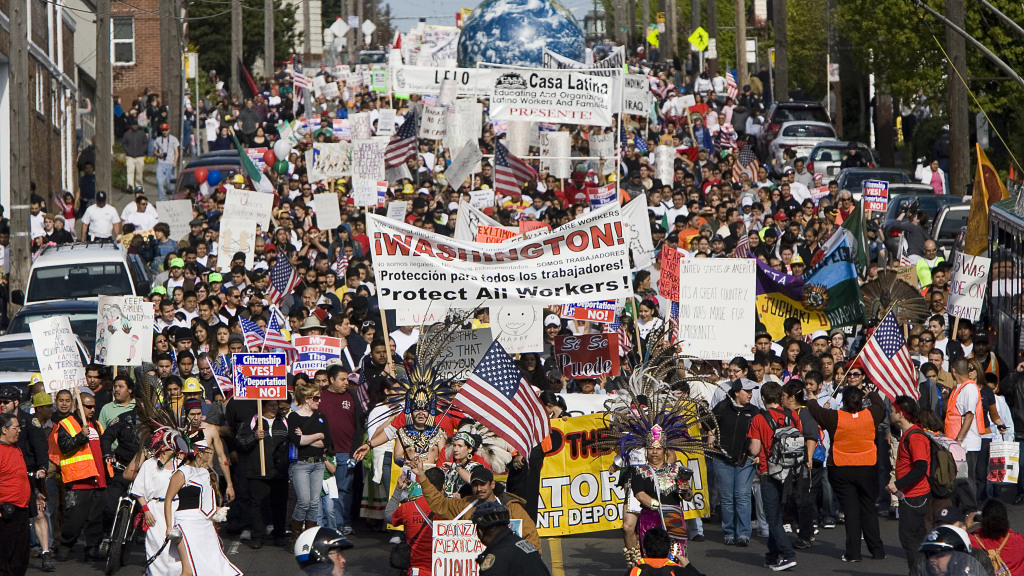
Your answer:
[189,0,299,83]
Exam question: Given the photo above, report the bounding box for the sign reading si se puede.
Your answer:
[946,253,991,323]
[863,180,889,212]
[554,333,619,378]
[232,353,288,400]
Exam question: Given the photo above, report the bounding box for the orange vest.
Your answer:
[832,410,877,466]
[58,417,103,483]
[945,380,986,436]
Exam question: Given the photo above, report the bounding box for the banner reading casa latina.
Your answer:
[368,202,632,309]
[536,414,710,537]
[489,70,614,127]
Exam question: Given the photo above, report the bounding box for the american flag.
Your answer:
[267,255,302,307]
[733,231,752,258]
[604,313,633,356]
[239,316,266,350]
[494,141,537,197]
[454,340,550,457]
[385,113,418,167]
[263,312,298,361]
[633,134,648,154]
[669,301,680,341]
[293,73,311,91]
[209,357,234,399]
[726,70,739,100]
[620,124,629,152]
[860,311,918,401]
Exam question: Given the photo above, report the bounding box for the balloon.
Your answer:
[273,140,292,160]
[206,169,222,186]
[274,160,289,175]
[262,149,276,166]
[195,167,209,184]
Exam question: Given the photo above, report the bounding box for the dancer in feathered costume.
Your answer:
[441,421,514,495]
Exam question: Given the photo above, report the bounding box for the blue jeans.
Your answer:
[156,163,174,201]
[712,459,754,540]
[319,492,337,530]
[760,475,795,562]
[333,453,354,529]
[289,461,325,523]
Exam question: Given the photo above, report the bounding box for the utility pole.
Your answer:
[772,0,788,100]
[827,0,841,136]
[303,0,312,60]
[265,0,275,79]
[615,0,628,46]
[736,0,747,87]
[231,0,242,96]
[96,0,112,198]
[9,0,32,296]
[160,0,181,140]
[663,0,675,61]
[705,0,718,75]
[641,0,650,56]
[691,0,700,33]
[356,0,364,49]
[945,0,969,197]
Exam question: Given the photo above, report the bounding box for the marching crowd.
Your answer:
[4,41,1024,576]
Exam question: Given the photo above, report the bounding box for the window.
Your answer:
[35,69,44,114]
[113,16,134,65]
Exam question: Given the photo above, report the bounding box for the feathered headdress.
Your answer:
[445,421,514,474]
[601,386,716,457]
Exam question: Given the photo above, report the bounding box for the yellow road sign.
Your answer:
[688,27,709,52]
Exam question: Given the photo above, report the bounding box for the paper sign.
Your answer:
[621,196,655,270]
[989,440,1020,484]
[435,328,491,382]
[349,113,373,140]
[30,316,87,393]
[293,336,342,376]
[352,138,387,181]
[232,353,288,400]
[321,82,340,100]
[157,199,194,243]
[677,259,756,360]
[377,109,396,136]
[560,299,616,324]
[371,69,388,93]
[946,253,991,322]
[810,186,830,201]
[468,189,494,210]
[419,104,448,139]
[431,520,522,576]
[353,179,387,207]
[476,225,519,244]
[492,304,544,353]
[623,74,652,116]
[310,142,354,181]
[386,201,408,221]
[863,180,889,212]
[546,132,571,179]
[555,333,619,378]
[246,147,269,170]
[657,247,687,300]
[95,296,154,366]
[219,189,273,271]
[444,144,483,192]
[314,192,342,230]
[654,145,674,184]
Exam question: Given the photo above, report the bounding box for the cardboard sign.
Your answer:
[560,299,615,324]
[863,180,889,212]
[95,296,154,366]
[293,336,342,377]
[419,104,448,139]
[314,192,342,230]
[29,316,87,393]
[554,333,619,378]
[677,259,756,360]
[352,138,388,181]
[946,253,991,322]
[156,199,194,245]
[621,196,655,270]
[657,247,688,301]
[232,353,288,400]
[435,327,491,382]
[349,113,373,140]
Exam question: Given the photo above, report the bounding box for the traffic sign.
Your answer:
[233,353,288,400]
[863,180,890,212]
[688,27,709,52]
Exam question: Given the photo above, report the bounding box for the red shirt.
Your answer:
[972,531,1024,576]
[0,443,30,507]
[747,406,802,475]
[391,497,434,576]
[895,425,931,498]
[320,389,358,455]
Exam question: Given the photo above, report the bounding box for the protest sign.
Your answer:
[219,189,273,270]
[332,118,351,141]
[946,253,991,322]
[321,82,340,99]
[371,69,388,92]
[677,259,756,359]
[810,186,831,202]
[657,247,687,300]
[232,353,288,400]
[560,299,615,324]
[370,203,632,309]
[590,132,616,175]
[989,441,1021,484]
[349,113,373,140]
[352,138,387,181]
[623,74,652,115]
[621,196,655,269]
[444,99,483,153]
[506,120,533,156]
[246,147,269,170]
[310,143,353,180]
[546,131,571,178]
[468,189,494,211]
[386,201,408,221]
[863,180,889,212]
[394,305,472,326]
[454,201,502,241]
[588,183,616,208]
[419,104,448,139]
[476,225,519,244]
[157,199,194,243]
[654,145,674,184]
[490,69,614,127]
[492,304,544,353]
[29,317,87,393]
[554,333,619,378]
[353,179,387,207]
[443,143,483,192]
[431,520,521,576]
[95,296,154,366]
[390,65,497,97]
[314,192,342,230]
[377,109,396,136]
[293,336,342,376]
[435,328,491,382]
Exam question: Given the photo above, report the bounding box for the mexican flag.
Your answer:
[232,133,274,193]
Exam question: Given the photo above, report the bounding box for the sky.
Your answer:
[384,0,601,30]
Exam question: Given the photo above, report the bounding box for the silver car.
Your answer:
[768,121,837,165]
[807,140,877,184]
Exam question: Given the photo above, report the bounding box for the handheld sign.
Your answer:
[863,180,889,212]
[232,353,288,400]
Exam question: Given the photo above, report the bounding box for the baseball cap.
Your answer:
[208,272,223,283]
[96,191,107,202]
[169,258,185,269]
[151,286,167,295]
[810,330,829,342]
[741,196,753,207]
[469,467,494,485]
[544,314,560,327]
[935,505,965,526]
[227,333,245,346]
[773,211,788,221]
[160,123,170,130]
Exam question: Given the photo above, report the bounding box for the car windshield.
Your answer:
[774,108,830,123]
[782,125,835,138]
[812,145,869,162]
[0,340,40,372]
[8,311,98,346]
[938,210,969,239]
[27,263,132,302]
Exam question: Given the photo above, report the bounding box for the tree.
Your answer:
[189,0,299,83]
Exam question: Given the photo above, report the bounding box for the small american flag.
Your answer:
[239,316,266,350]
[861,311,918,401]
[385,113,418,167]
[293,73,311,91]
[494,141,537,197]
[454,340,550,457]
[604,313,633,356]
[263,312,298,362]
[209,358,234,399]
[670,301,680,341]
[726,70,739,100]
[733,232,752,258]
[267,256,302,307]
[620,124,629,152]
[633,134,648,154]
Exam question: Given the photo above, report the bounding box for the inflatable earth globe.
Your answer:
[457,0,586,68]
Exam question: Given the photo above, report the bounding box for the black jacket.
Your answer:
[16,410,48,475]
[711,399,760,464]
[475,527,551,576]
[101,410,140,466]
[237,414,289,480]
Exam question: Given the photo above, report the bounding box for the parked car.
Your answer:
[0,333,92,393]
[881,189,969,256]
[768,121,837,165]
[173,156,243,198]
[12,242,152,306]
[833,167,912,200]
[755,101,832,159]
[6,300,100,352]
[932,204,971,259]
[807,140,877,184]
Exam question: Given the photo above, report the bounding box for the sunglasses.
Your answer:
[921,338,933,343]
[310,395,322,401]
[849,373,864,378]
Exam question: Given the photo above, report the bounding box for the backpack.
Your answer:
[765,408,806,482]
[905,428,967,498]
[971,533,1012,576]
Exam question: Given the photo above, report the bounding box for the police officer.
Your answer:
[472,501,551,576]
[293,526,353,576]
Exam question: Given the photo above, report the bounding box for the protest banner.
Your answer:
[554,333,619,378]
[677,259,756,359]
[157,199,194,243]
[492,304,544,353]
[352,179,387,208]
[232,353,288,400]
[863,180,889,212]
[489,69,614,127]
[654,145,674,184]
[352,138,387,181]
[386,201,408,222]
[219,189,273,270]
[657,247,687,300]
[946,253,991,322]
[560,299,616,324]
[518,220,551,235]
[419,104,448,139]
[443,143,483,192]
[468,189,494,211]
[454,201,503,241]
[434,327,491,382]
[370,202,632,309]
[377,109,396,136]
[29,316,87,393]
[542,46,625,113]
[394,305,473,326]
[536,413,710,537]
[314,192,342,230]
[310,143,353,181]
[476,225,520,244]
[621,196,655,270]
[623,74,652,115]
[349,113,373,140]
[293,336,342,376]
[444,99,483,153]
[588,183,616,208]
[390,65,497,97]
[95,296,154,366]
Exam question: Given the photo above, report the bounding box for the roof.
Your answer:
[12,299,99,314]
[32,242,127,267]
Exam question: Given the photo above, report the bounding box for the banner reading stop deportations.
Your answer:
[536,414,710,537]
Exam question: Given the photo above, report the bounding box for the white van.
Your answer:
[13,242,153,305]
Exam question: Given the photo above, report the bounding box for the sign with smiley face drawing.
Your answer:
[492,304,544,353]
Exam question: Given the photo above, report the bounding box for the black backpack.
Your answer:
[765,408,806,482]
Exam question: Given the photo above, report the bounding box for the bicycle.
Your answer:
[103,491,139,576]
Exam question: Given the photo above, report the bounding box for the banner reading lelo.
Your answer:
[489,69,615,127]
[369,203,631,309]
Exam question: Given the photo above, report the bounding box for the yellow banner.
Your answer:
[756,293,830,340]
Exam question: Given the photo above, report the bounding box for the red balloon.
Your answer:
[263,149,276,167]
[195,167,209,184]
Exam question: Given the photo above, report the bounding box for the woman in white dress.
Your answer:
[132,430,182,576]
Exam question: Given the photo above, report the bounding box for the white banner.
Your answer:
[546,132,572,179]
[490,69,615,127]
[621,196,655,270]
[314,192,342,230]
[370,202,631,309]
[623,74,652,116]
[391,65,497,97]
[30,317,86,393]
[677,259,756,359]
[946,253,991,322]
[419,104,448,139]
[542,46,625,113]
[219,189,274,270]
[443,143,483,192]
[157,199,193,242]
[95,296,154,366]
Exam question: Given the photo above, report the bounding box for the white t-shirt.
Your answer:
[82,204,121,239]
[123,206,160,231]
[390,328,420,357]
[954,381,982,452]
[30,212,46,239]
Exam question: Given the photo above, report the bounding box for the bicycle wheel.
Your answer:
[105,503,132,576]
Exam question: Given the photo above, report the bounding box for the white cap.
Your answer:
[811,330,829,341]
[544,314,560,327]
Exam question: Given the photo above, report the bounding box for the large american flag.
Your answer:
[861,311,918,401]
[726,70,739,100]
[454,340,550,457]
[385,112,418,167]
[239,316,266,350]
[293,73,311,91]
[494,141,536,197]
[263,312,298,361]
[267,256,302,307]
